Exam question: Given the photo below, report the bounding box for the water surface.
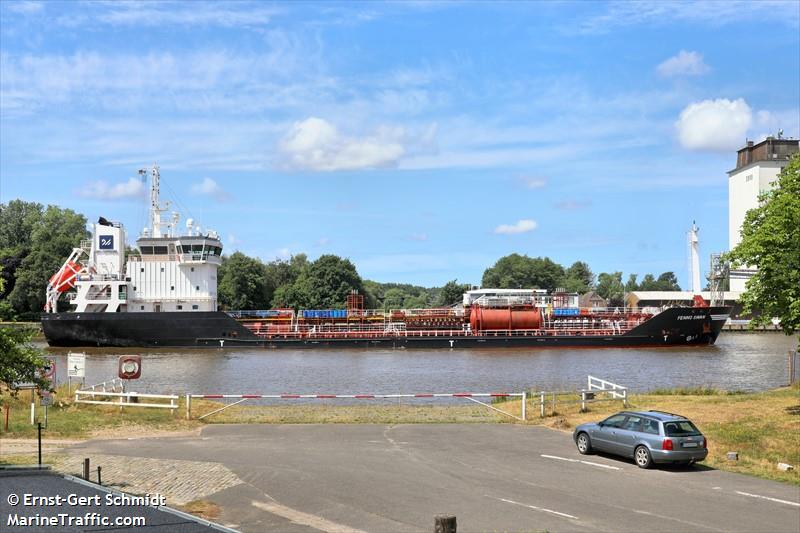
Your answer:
[40,332,798,397]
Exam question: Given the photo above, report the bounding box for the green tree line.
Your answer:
[1,199,682,316]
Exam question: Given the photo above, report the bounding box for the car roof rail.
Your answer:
[647,409,684,418]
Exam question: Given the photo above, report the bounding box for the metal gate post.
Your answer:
[540,391,545,418]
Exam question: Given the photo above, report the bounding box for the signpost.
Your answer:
[67,352,86,392]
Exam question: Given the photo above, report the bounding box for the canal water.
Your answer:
[40,333,798,397]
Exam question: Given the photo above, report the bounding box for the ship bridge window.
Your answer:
[140,246,153,255]
[153,246,168,255]
[176,245,183,253]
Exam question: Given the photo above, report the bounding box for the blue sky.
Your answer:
[1,1,798,288]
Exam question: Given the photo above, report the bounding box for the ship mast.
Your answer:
[140,164,170,238]
[688,221,701,294]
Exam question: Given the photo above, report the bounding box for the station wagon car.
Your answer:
[573,410,708,468]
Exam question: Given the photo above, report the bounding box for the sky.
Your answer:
[1,0,798,289]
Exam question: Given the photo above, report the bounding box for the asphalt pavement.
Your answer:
[67,424,800,533]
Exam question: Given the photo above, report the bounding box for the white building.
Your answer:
[727,136,798,291]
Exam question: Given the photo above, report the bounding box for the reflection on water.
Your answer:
[41,333,798,396]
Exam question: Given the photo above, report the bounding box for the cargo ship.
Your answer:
[41,166,731,349]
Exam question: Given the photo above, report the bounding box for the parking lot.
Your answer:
[65,424,800,532]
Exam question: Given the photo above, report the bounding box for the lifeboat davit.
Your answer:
[48,261,82,293]
[470,306,542,331]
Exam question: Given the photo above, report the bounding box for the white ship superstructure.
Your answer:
[45,165,222,314]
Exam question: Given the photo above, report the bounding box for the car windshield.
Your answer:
[664,420,701,436]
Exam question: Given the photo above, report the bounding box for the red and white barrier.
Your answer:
[187,391,527,421]
[192,392,520,399]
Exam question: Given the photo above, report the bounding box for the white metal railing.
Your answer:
[75,389,178,410]
[587,375,628,400]
[84,378,124,393]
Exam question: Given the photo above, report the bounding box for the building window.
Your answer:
[140,305,144,310]
[196,286,200,291]
[140,268,144,273]
[177,305,183,310]
[133,286,137,291]
[160,267,165,272]
[170,286,175,291]
[192,304,199,310]
[746,174,753,182]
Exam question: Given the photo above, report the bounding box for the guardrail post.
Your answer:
[540,391,545,418]
[186,394,192,420]
[521,391,526,421]
[622,388,628,407]
[552,392,556,415]
[581,391,586,412]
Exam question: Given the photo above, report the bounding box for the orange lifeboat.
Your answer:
[48,261,82,293]
[470,306,542,331]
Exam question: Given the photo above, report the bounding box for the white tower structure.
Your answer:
[46,165,222,313]
[727,135,798,291]
[688,221,701,294]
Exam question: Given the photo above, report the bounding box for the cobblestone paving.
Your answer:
[53,453,242,505]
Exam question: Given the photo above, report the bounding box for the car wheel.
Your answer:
[576,432,592,455]
[634,445,653,469]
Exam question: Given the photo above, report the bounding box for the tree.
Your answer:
[0,327,50,399]
[725,153,800,340]
[8,205,88,318]
[438,280,469,306]
[481,254,565,291]
[274,255,365,309]
[564,261,594,292]
[625,274,639,292]
[638,273,658,290]
[596,272,625,306]
[217,252,273,310]
[655,271,681,291]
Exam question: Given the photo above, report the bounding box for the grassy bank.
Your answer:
[2,384,798,485]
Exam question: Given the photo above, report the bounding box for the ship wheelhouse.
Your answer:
[45,164,223,314]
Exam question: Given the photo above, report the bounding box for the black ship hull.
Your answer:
[41,307,730,349]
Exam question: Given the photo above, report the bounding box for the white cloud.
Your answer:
[279,117,406,171]
[409,233,428,242]
[523,177,547,189]
[56,3,279,28]
[7,1,43,15]
[191,177,230,200]
[676,98,752,151]
[574,1,799,35]
[555,200,592,211]
[316,238,331,246]
[494,219,538,235]
[78,177,145,200]
[657,51,710,77]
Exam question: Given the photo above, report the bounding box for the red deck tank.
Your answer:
[470,307,542,331]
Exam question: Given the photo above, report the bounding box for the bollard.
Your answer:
[540,391,545,418]
[186,394,192,420]
[37,422,42,468]
[83,458,90,481]
[521,391,526,421]
[581,391,586,412]
[434,515,456,533]
[97,466,102,485]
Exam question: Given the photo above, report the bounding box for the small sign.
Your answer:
[40,390,53,407]
[99,235,114,250]
[68,352,86,378]
[118,355,142,380]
